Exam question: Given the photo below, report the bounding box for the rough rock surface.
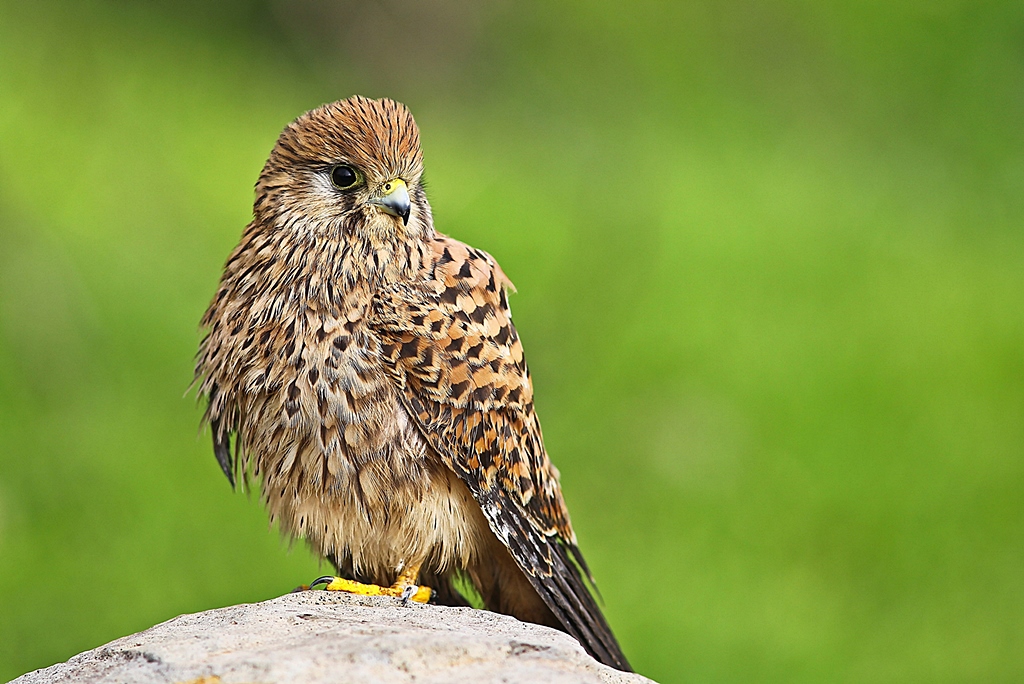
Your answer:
[12,591,654,684]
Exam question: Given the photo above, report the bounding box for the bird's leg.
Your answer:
[308,560,431,603]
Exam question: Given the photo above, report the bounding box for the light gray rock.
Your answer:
[13,591,654,684]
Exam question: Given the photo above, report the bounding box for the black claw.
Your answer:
[309,575,335,589]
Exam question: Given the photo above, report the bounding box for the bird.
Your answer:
[194,95,630,671]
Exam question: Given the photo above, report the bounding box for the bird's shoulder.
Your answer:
[427,234,516,299]
[372,233,530,408]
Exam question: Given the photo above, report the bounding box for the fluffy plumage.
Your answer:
[195,96,629,671]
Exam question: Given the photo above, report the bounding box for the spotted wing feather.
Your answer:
[371,235,629,670]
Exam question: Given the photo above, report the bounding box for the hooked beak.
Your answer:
[369,178,411,225]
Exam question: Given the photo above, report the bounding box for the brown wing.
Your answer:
[370,235,629,670]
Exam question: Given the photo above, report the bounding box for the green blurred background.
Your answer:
[1,1,1022,681]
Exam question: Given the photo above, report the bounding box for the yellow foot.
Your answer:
[308,563,432,604]
[312,576,431,603]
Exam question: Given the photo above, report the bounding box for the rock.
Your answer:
[12,591,654,684]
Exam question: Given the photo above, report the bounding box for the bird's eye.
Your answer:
[330,165,359,190]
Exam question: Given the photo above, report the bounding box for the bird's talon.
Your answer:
[308,575,336,589]
[405,584,432,603]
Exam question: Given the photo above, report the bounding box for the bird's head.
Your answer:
[254,96,429,243]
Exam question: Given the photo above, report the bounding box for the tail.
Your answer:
[469,531,632,672]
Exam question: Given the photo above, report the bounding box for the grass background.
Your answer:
[1,1,1022,681]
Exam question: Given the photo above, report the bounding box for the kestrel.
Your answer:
[195,96,630,671]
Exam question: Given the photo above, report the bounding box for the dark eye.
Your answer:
[330,165,359,189]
